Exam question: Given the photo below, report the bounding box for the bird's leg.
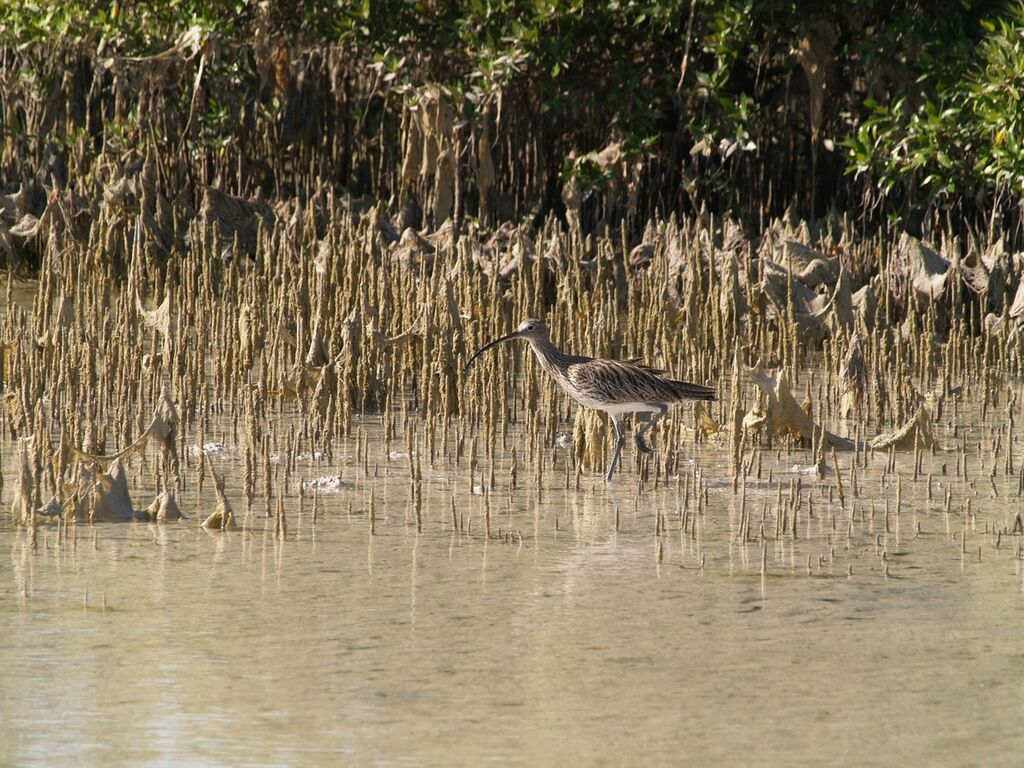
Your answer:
[606,415,626,482]
[635,403,668,454]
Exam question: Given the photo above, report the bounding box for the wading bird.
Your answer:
[465,319,717,481]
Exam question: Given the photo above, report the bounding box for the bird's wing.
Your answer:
[566,358,663,403]
[567,358,716,404]
[623,357,667,375]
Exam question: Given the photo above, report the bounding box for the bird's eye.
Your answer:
[526,325,535,331]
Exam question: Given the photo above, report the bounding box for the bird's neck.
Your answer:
[527,336,570,375]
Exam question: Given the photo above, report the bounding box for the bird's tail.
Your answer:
[668,379,717,402]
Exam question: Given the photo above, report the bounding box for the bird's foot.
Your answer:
[634,434,655,454]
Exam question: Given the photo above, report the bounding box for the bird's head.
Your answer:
[512,318,549,341]
[464,318,549,370]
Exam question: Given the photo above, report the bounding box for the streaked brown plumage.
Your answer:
[465,318,717,481]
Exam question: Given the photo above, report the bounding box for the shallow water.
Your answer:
[4,385,1024,768]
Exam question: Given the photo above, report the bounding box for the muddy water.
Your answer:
[4,390,1024,766]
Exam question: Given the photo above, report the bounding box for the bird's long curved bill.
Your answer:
[464,331,520,371]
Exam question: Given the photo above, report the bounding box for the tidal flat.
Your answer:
[3,200,1024,765]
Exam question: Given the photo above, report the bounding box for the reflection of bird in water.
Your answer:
[466,318,717,481]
